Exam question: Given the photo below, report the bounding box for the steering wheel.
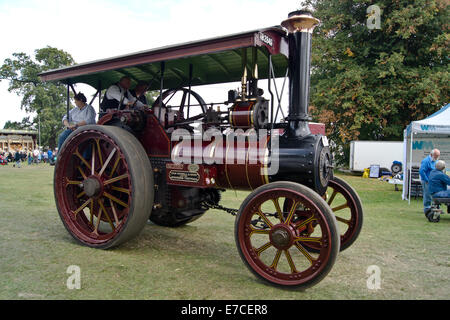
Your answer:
[152,88,208,127]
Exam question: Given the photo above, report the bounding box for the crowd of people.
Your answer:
[0,148,57,167]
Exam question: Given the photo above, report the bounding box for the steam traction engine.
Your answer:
[41,10,363,289]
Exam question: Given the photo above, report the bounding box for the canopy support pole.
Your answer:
[70,84,77,95]
[66,83,70,125]
[187,63,193,119]
[408,132,414,204]
[89,89,100,106]
[158,61,165,122]
[268,54,274,130]
[98,80,102,112]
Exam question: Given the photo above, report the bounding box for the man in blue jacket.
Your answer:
[419,149,440,214]
[429,160,450,198]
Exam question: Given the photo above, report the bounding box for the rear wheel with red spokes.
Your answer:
[54,125,154,249]
[235,181,340,289]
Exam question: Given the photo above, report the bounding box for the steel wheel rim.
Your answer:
[237,188,334,286]
[284,179,361,252]
[55,129,132,245]
[325,178,360,248]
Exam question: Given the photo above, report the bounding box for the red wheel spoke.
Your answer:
[109,199,120,225]
[294,214,317,230]
[95,139,104,168]
[332,203,349,212]
[73,198,92,217]
[65,178,83,188]
[99,148,117,177]
[104,174,128,186]
[77,166,87,180]
[91,144,96,175]
[76,191,86,199]
[284,249,298,273]
[98,199,115,231]
[270,249,282,270]
[109,155,121,178]
[103,192,129,208]
[255,208,273,228]
[93,204,103,235]
[336,216,351,225]
[89,198,94,225]
[254,242,272,256]
[74,148,92,171]
[295,236,322,244]
[294,242,315,265]
[284,200,299,225]
[110,186,130,195]
[249,226,270,237]
[327,189,338,205]
[271,198,284,223]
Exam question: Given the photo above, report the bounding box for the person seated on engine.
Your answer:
[100,76,147,113]
[429,160,450,199]
[57,92,96,151]
[130,81,149,106]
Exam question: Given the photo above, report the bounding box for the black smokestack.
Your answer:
[281,9,319,138]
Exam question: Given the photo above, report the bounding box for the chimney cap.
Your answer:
[281,9,320,34]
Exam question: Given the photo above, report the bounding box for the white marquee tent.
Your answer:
[402,103,450,203]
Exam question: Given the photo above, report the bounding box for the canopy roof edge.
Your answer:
[39,26,289,91]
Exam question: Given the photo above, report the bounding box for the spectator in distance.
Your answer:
[419,149,440,215]
[429,160,450,198]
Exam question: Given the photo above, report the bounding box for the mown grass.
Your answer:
[0,164,449,300]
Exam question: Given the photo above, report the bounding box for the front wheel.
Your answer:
[54,125,154,249]
[235,181,340,289]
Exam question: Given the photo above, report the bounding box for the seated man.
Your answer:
[419,149,440,214]
[100,76,147,113]
[429,160,450,199]
[58,92,96,151]
[129,81,149,106]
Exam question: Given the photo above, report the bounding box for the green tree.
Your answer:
[0,47,75,149]
[305,0,449,166]
[3,117,34,130]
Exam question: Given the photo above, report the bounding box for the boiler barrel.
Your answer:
[171,130,332,194]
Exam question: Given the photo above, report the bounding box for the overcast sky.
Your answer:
[0,0,303,128]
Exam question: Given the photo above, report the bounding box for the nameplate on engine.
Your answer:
[169,170,200,183]
[259,32,273,48]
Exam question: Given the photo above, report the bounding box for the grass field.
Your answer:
[0,164,449,300]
